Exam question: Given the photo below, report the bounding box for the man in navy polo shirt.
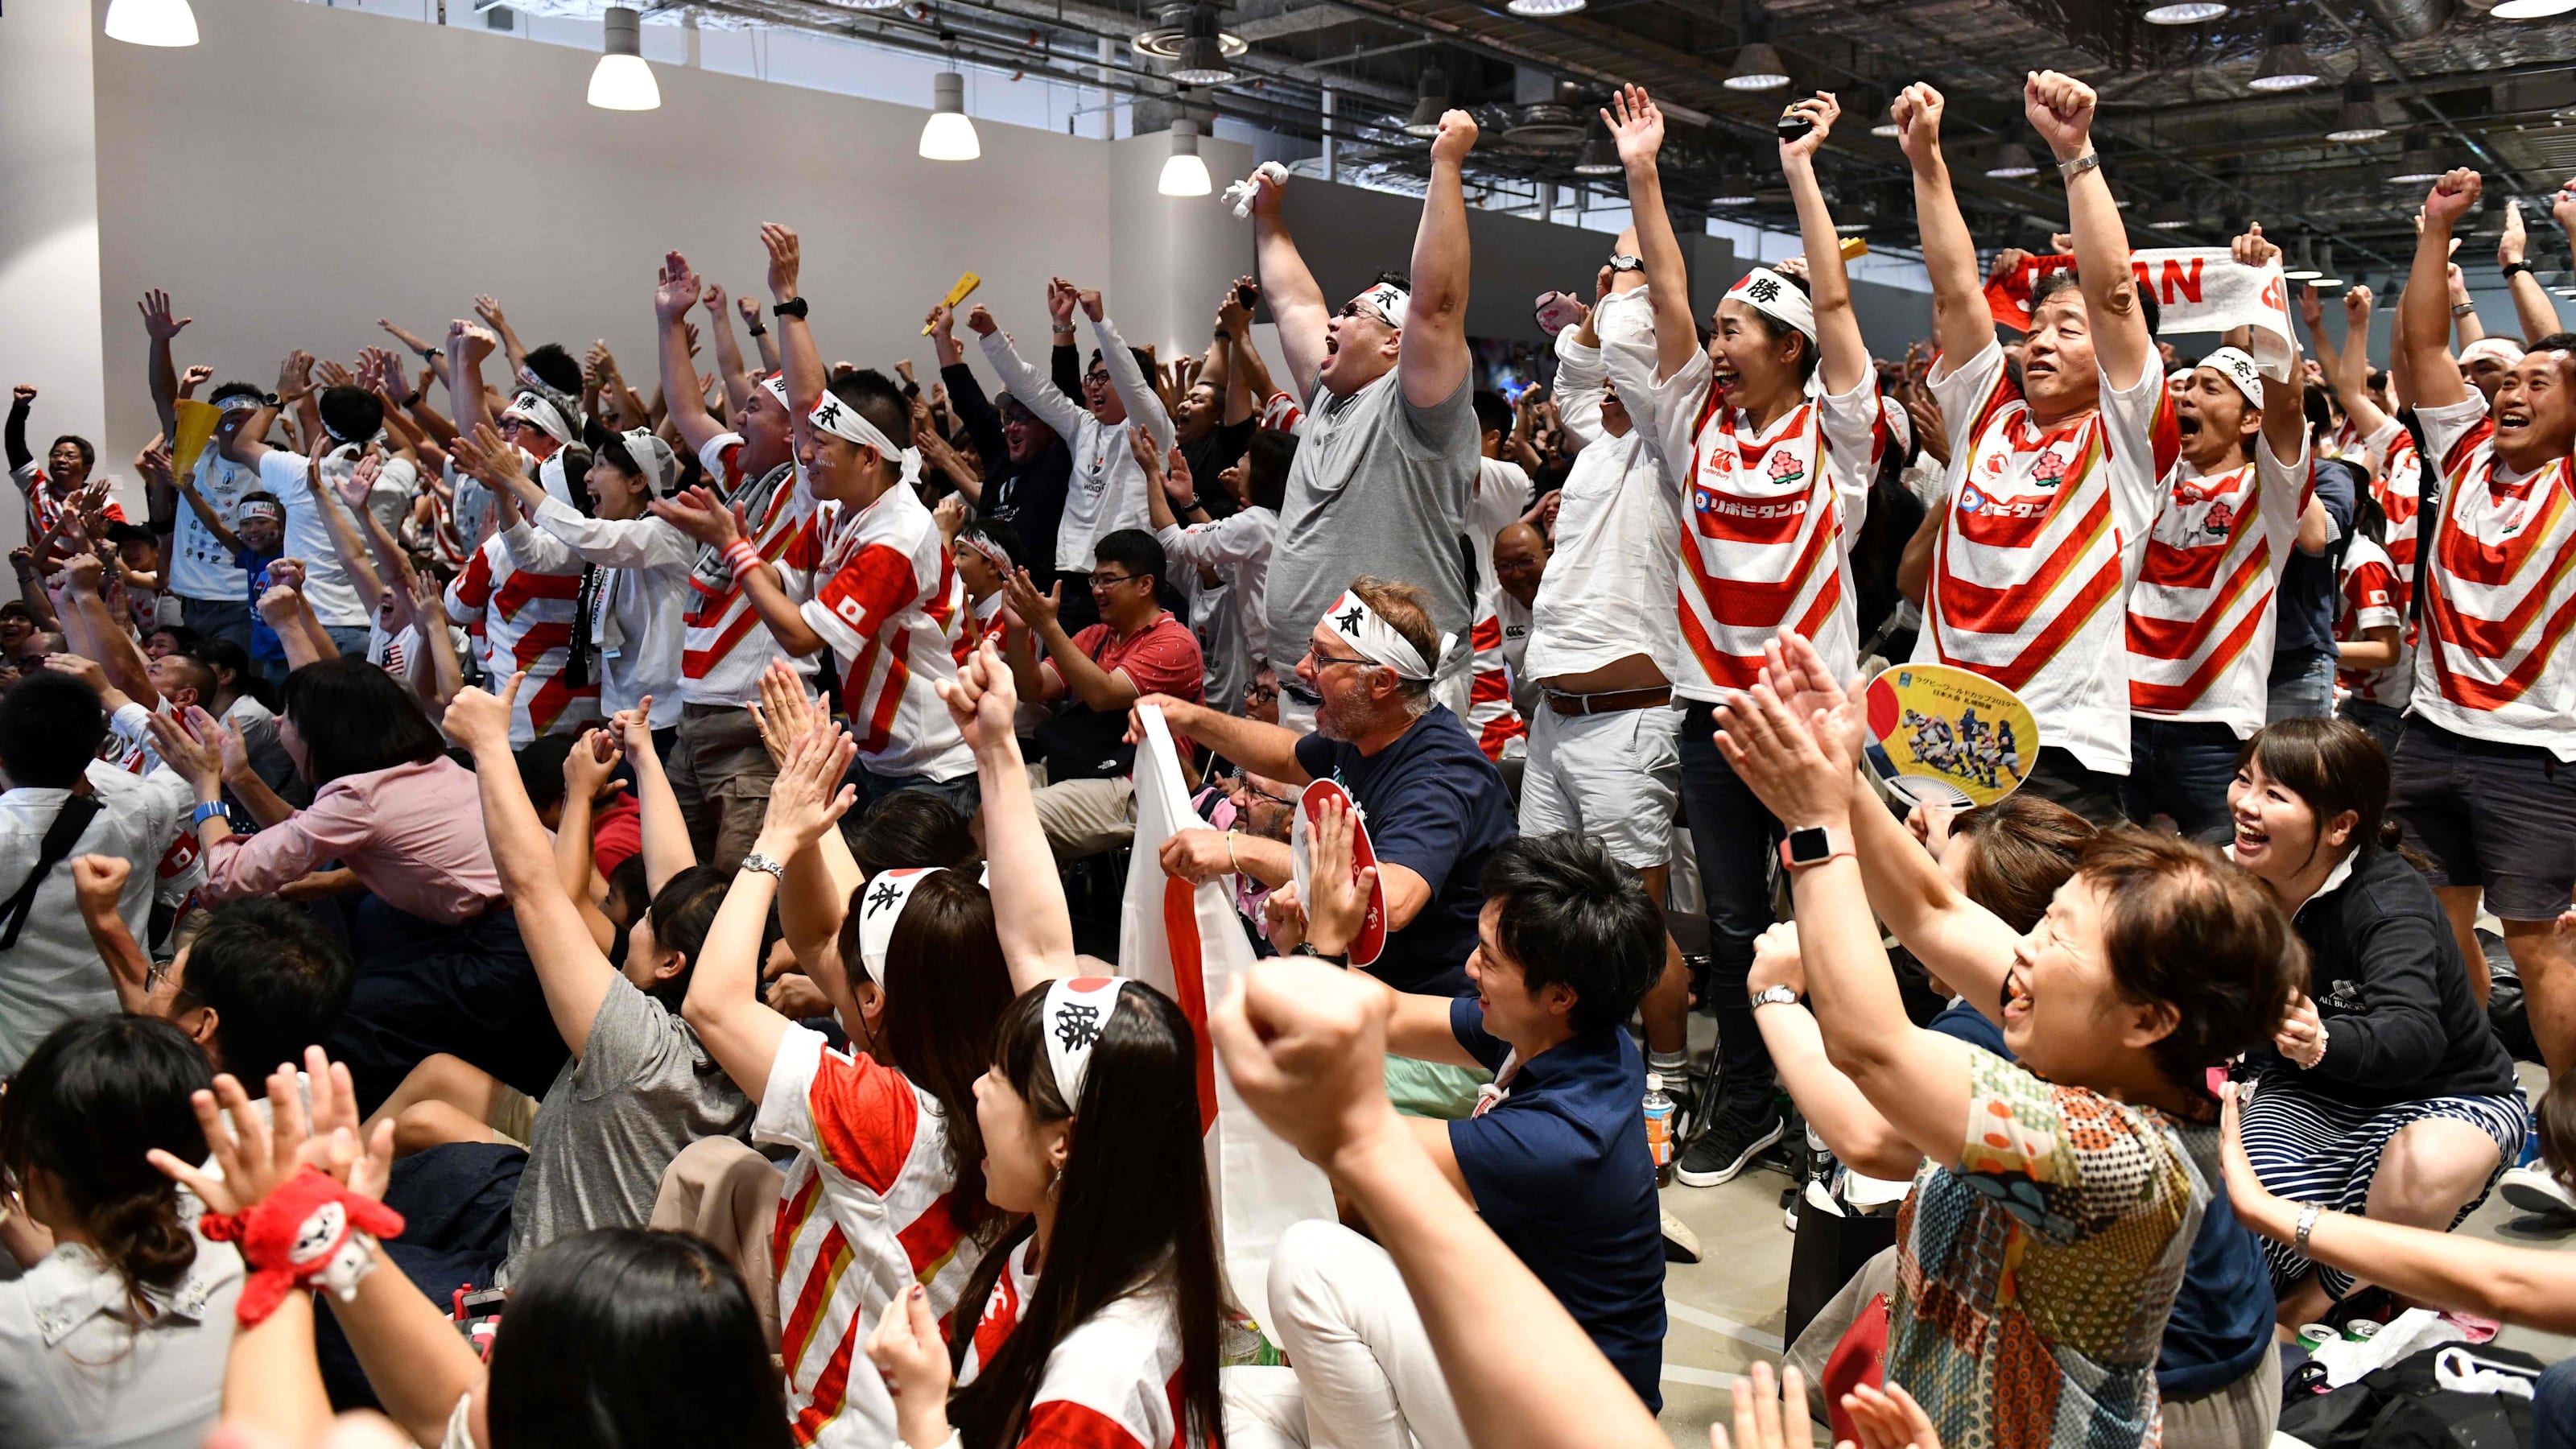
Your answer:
[1246,828,1669,1445]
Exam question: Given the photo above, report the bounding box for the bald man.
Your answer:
[1490,520,1550,720]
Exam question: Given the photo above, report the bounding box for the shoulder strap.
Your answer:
[0,791,105,949]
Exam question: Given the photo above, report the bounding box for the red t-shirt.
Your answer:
[590,792,642,881]
[1046,612,1204,753]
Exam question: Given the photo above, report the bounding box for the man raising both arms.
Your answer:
[2391,169,2576,1152]
[1604,85,1886,1185]
[1897,72,2178,824]
[1243,109,1483,728]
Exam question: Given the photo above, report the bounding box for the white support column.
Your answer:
[1097,36,1116,139]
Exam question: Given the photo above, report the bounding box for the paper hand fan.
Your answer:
[1861,663,2037,809]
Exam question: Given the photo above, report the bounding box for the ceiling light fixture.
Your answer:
[2388,130,2443,185]
[1724,3,1790,92]
[2284,237,2322,281]
[2310,244,2342,289]
[1984,141,2038,179]
[1710,162,1759,206]
[2147,199,2194,230]
[2250,21,2320,91]
[2494,0,2576,17]
[919,71,980,160]
[2142,1,2228,22]
[1574,126,1622,175]
[586,7,660,110]
[1132,4,1247,75]
[1405,68,1450,139]
[1505,0,1589,16]
[104,0,199,45]
[2327,73,2388,142]
[1160,118,1213,196]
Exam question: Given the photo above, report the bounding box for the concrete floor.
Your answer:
[1646,1059,2576,1447]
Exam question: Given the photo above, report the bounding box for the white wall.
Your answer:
[0,0,108,549]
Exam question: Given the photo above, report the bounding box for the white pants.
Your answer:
[1517,704,1681,869]
[1224,1220,1468,1449]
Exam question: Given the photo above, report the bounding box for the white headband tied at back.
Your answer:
[853,868,942,982]
[2200,346,2265,409]
[1323,588,1450,683]
[1042,976,1128,1108]
[505,390,575,445]
[1726,267,1817,345]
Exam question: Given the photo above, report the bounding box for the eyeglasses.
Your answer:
[1301,642,1375,671]
[1088,572,1139,591]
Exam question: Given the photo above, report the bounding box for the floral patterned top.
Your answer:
[1889,1049,2214,1449]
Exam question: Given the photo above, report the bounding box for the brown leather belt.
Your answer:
[1542,685,1673,717]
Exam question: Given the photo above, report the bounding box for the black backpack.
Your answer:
[2277,1341,2546,1449]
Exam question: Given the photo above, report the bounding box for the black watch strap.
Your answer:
[772,297,809,320]
[2504,261,2533,279]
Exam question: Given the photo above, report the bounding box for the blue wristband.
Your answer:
[192,800,229,828]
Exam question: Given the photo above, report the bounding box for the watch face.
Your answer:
[1785,827,1832,866]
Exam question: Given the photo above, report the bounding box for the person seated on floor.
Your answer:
[2225,716,2528,1327]
[1761,791,2287,1448]
[1251,819,1669,1435]
[0,1015,237,1449]
[1006,527,1205,861]
[1137,577,1520,1118]
[157,1053,791,1449]
[1723,628,2301,1449]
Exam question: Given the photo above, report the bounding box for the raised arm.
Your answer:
[1893,84,1992,374]
[2500,200,2565,345]
[2025,72,2152,390]
[1744,927,1935,1179]
[2230,228,2311,462]
[1246,171,1331,398]
[1402,112,1478,410]
[942,642,1078,990]
[1085,298,1176,448]
[967,303,1089,446]
[653,252,726,459]
[473,295,531,384]
[2405,171,2479,411]
[749,663,862,976]
[606,696,692,894]
[1780,95,1870,398]
[2326,287,2397,443]
[701,281,756,420]
[1600,89,1699,384]
[138,289,191,441]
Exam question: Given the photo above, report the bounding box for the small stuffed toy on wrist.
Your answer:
[200,1166,406,1325]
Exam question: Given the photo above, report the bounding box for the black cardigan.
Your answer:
[2268,844,2520,1108]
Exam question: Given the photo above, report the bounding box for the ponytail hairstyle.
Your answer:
[0,1016,213,1319]
[947,982,1223,1449]
[832,871,1011,1235]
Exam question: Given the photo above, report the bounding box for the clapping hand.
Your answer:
[754,724,859,858]
[148,1046,395,1217]
[749,660,828,766]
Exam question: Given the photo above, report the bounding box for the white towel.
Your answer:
[2132,246,2297,382]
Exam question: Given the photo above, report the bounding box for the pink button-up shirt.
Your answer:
[199,758,500,924]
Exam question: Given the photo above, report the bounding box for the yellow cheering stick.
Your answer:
[923,272,982,333]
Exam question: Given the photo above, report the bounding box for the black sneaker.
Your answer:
[1675,1104,1785,1188]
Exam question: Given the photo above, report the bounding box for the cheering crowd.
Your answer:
[6,62,2576,1449]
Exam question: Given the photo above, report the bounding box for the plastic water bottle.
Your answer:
[1643,1072,1676,1186]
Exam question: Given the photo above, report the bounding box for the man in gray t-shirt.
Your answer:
[1244,108,1485,722]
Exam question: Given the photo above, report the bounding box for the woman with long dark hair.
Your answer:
[147,656,567,1108]
[0,1015,234,1448]
[685,642,1071,1449]
[866,976,1226,1449]
[2225,716,2526,1328]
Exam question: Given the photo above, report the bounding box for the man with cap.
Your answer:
[2123,227,2320,837]
[657,225,976,816]
[1134,576,1518,1116]
[1236,108,1484,728]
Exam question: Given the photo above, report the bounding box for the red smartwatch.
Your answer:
[1779,825,1853,873]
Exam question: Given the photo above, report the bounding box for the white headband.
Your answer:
[853,868,940,983]
[2201,346,2265,409]
[807,393,903,463]
[1042,976,1128,1107]
[1323,588,1451,683]
[2461,336,2527,368]
[1352,283,1410,332]
[960,531,1013,574]
[505,390,575,445]
[617,427,680,495]
[760,373,790,407]
[1726,267,1817,345]
[216,393,266,417]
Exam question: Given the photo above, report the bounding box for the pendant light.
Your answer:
[920,71,980,160]
[1160,118,1213,196]
[587,7,661,111]
[103,0,199,47]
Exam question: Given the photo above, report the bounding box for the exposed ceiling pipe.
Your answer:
[2355,0,2450,42]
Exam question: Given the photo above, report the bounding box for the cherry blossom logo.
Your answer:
[2029,441,2074,488]
[1767,449,1806,488]
[2202,501,2237,537]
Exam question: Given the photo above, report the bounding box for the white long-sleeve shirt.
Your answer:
[1526,299,1685,683]
[509,497,690,729]
[978,317,1174,572]
[1157,504,1277,713]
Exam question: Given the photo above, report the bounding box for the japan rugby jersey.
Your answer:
[2409,394,2576,758]
[756,1026,989,1449]
[2362,416,2425,613]
[446,532,600,744]
[957,1250,1191,1449]
[687,432,819,705]
[786,484,973,780]
[1913,342,2179,774]
[1618,341,1881,697]
[2336,534,2413,708]
[2125,437,2312,735]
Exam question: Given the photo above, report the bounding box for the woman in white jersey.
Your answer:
[1601,84,1882,1187]
[684,644,1071,1448]
[865,978,1224,1449]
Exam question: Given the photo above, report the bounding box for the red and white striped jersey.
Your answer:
[959,1266,1190,1449]
[2410,394,2576,758]
[1913,343,2180,775]
[2337,535,2413,708]
[687,432,819,707]
[2362,417,2425,613]
[786,485,974,781]
[1259,390,1304,436]
[956,591,1009,665]
[2125,437,2313,734]
[445,532,600,745]
[1629,349,1880,698]
[1465,607,1526,762]
[757,1025,989,1449]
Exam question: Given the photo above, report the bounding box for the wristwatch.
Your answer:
[1749,984,1799,1011]
[738,852,787,881]
[1778,825,1852,873]
[771,298,809,321]
[2504,261,2533,279]
[745,323,769,337]
[2056,151,2101,180]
